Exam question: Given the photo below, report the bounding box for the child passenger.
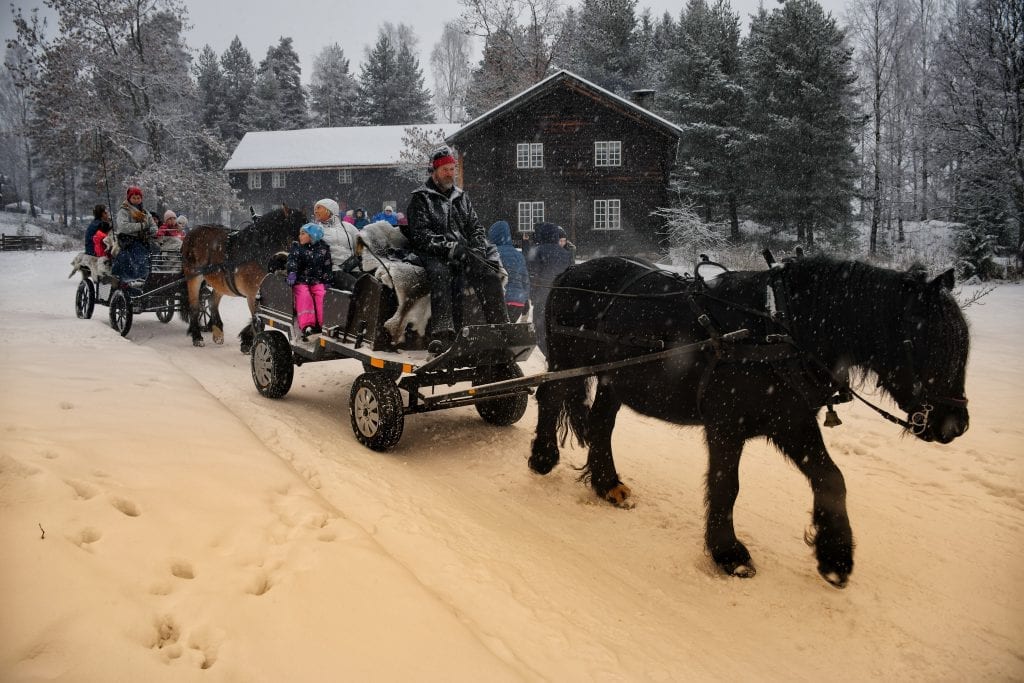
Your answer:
[287,223,332,338]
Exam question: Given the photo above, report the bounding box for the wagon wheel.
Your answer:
[250,331,294,398]
[108,289,133,337]
[155,299,175,323]
[75,279,95,319]
[474,362,529,426]
[198,283,214,331]
[350,372,404,451]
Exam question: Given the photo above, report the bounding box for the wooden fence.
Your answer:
[0,234,43,251]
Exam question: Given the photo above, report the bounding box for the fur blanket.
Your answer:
[357,221,510,344]
[358,220,432,341]
[69,253,112,280]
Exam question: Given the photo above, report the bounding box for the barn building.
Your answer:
[446,69,681,256]
[224,124,460,224]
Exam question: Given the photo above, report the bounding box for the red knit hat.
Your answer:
[126,186,143,200]
[430,147,455,169]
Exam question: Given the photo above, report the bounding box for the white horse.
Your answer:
[357,221,432,342]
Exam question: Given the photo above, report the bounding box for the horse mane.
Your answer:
[774,256,967,400]
[228,205,307,264]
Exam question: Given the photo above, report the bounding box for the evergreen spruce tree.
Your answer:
[194,45,224,132]
[742,0,859,246]
[357,32,401,125]
[658,0,748,237]
[253,37,308,130]
[309,43,359,127]
[392,41,435,124]
[574,0,642,94]
[219,37,256,145]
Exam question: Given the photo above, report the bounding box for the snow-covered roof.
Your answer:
[224,124,463,172]
[448,69,682,144]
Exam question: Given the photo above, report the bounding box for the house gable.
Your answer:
[447,71,680,256]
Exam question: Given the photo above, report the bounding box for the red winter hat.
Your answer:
[126,186,143,200]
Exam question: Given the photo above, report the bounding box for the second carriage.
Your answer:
[74,246,211,337]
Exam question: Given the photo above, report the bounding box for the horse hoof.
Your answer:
[821,570,848,588]
[193,339,205,347]
[729,563,756,578]
[240,344,251,355]
[213,337,224,345]
[604,484,633,508]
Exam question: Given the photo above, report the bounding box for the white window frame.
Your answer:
[247,172,261,190]
[338,169,353,184]
[271,171,287,189]
[516,142,543,169]
[593,199,621,231]
[594,141,622,167]
[517,201,545,232]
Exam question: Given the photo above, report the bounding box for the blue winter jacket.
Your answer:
[526,222,572,291]
[488,220,530,305]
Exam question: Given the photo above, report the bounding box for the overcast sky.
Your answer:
[4,0,849,85]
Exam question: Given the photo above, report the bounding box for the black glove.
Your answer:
[448,242,467,262]
[340,254,361,273]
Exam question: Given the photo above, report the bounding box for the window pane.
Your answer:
[517,144,529,168]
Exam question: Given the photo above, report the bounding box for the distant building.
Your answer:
[446,69,681,256]
[224,124,461,224]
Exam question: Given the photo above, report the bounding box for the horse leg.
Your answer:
[703,423,755,577]
[239,292,258,354]
[530,379,568,475]
[186,277,206,347]
[770,421,853,587]
[210,290,225,345]
[583,380,631,506]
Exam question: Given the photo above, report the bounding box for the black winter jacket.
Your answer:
[403,178,488,259]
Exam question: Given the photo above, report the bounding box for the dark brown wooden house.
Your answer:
[224,124,460,225]
[446,70,681,256]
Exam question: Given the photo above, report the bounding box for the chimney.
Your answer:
[629,89,656,109]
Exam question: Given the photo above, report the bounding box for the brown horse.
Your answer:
[180,205,307,352]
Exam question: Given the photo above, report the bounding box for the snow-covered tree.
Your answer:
[743,0,860,246]
[658,0,748,238]
[309,43,359,128]
[431,22,472,123]
[219,37,256,146]
[358,25,434,125]
[572,0,642,94]
[249,37,307,131]
[932,0,1023,255]
[652,186,731,265]
[7,0,237,220]
[194,45,225,132]
[461,0,566,116]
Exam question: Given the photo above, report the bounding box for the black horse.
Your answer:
[529,256,970,587]
[181,205,306,351]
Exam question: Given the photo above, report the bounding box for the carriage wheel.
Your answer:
[250,331,294,399]
[198,284,213,331]
[474,363,529,426]
[75,279,95,319]
[155,301,175,323]
[108,289,133,337]
[350,372,404,451]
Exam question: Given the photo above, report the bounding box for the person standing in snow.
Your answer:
[403,146,508,353]
[526,222,573,355]
[313,198,361,289]
[286,223,333,339]
[353,208,369,229]
[488,220,530,322]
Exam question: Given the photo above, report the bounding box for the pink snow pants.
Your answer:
[293,283,326,329]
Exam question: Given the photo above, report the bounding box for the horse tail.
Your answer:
[556,376,591,448]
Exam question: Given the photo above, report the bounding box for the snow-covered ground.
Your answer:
[0,245,1021,681]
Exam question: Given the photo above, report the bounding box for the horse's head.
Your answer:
[258,203,308,247]
[882,269,970,444]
